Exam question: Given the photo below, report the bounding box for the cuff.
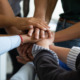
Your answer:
[32,44,59,64]
[67,47,80,71]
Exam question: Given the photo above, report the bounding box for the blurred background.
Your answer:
[0,0,63,80]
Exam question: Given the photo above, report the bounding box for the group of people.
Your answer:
[0,0,80,80]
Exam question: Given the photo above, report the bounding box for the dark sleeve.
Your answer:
[76,53,80,71]
[33,50,80,80]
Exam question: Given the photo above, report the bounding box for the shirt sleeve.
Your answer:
[32,44,59,64]
[0,35,21,55]
[67,47,80,71]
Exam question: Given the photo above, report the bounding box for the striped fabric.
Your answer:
[32,44,59,64]
[67,47,80,71]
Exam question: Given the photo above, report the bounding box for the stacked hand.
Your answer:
[17,43,33,64]
[8,17,55,64]
[17,32,54,64]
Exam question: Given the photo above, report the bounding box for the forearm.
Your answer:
[45,0,58,23]
[50,45,70,63]
[0,0,21,34]
[34,0,48,20]
[54,22,80,42]
[33,45,75,80]
[0,15,16,28]
[0,0,14,16]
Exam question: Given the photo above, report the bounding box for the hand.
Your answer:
[17,43,33,64]
[5,26,23,34]
[28,28,52,39]
[13,17,50,31]
[20,34,41,44]
[36,32,55,49]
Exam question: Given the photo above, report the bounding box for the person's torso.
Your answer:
[60,0,80,20]
[8,0,21,16]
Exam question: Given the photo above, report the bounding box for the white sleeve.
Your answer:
[0,35,21,55]
[67,47,80,71]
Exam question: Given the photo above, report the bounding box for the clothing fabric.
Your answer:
[67,47,80,71]
[10,62,35,80]
[10,44,80,80]
[60,0,80,20]
[33,45,80,80]
[10,44,59,80]
[0,35,21,55]
[8,0,21,16]
[32,44,59,64]
[55,20,80,70]
[0,29,23,75]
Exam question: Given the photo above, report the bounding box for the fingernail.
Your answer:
[43,35,45,38]
[29,33,32,36]
[44,28,47,30]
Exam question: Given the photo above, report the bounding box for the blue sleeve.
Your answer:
[0,35,21,55]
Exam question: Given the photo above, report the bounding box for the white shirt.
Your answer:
[0,35,21,55]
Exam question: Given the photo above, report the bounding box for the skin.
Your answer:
[45,0,58,23]
[34,0,80,43]
[54,22,80,42]
[33,0,57,39]
[50,45,70,63]
[17,32,54,64]
[0,15,50,30]
[0,0,49,35]
[17,0,80,64]
[34,0,48,20]
[0,0,22,34]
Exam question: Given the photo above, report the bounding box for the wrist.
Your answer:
[36,42,49,49]
[19,35,24,45]
[20,35,30,44]
[34,12,45,21]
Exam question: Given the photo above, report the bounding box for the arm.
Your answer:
[45,0,58,23]
[0,35,21,55]
[0,33,42,55]
[34,0,48,21]
[34,0,58,23]
[0,0,14,16]
[0,0,21,34]
[50,45,70,63]
[32,45,79,80]
[50,45,80,71]
[0,15,49,30]
[54,22,80,42]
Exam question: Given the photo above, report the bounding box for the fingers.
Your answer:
[21,44,31,56]
[47,30,52,38]
[26,44,33,60]
[16,56,27,64]
[40,30,45,39]
[28,28,34,36]
[34,28,40,39]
